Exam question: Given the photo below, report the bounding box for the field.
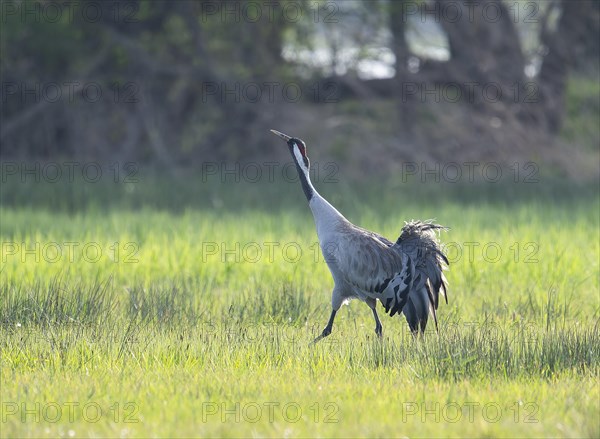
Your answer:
[1,168,599,438]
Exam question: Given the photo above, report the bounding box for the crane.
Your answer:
[270,129,449,343]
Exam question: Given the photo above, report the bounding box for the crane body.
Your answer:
[271,129,449,342]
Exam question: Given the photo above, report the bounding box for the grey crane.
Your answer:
[271,129,449,342]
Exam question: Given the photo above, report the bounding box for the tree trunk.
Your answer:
[538,0,596,133]
[389,0,415,138]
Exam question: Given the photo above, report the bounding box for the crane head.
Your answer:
[270,129,309,171]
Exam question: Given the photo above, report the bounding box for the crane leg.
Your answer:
[366,298,382,337]
[312,309,337,344]
[372,308,383,337]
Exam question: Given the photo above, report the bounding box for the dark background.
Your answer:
[1,0,599,179]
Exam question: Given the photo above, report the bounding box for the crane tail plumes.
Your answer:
[394,220,449,333]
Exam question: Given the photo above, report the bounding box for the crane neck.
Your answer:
[296,161,347,228]
[289,145,348,235]
[296,161,316,201]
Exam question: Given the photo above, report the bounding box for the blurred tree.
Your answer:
[538,0,599,132]
[389,0,415,137]
[1,0,598,166]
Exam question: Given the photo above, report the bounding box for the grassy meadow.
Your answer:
[1,166,599,438]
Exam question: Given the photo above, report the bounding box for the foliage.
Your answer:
[1,0,598,171]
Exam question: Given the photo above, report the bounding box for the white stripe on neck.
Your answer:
[293,145,307,173]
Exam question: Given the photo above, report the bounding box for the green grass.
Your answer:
[1,169,599,438]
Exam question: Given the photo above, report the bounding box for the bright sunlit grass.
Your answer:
[1,173,599,438]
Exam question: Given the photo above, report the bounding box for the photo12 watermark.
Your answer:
[195,1,339,24]
[1,81,141,105]
[1,162,139,184]
[200,81,339,104]
[400,1,541,25]
[401,81,539,104]
[200,401,339,424]
[400,400,539,424]
[400,162,540,184]
[1,241,140,264]
[201,161,339,184]
[1,1,140,24]
[1,401,140,424]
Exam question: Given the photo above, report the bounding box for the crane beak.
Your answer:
[270,129,292,141]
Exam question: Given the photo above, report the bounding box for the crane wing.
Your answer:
[394,220,449,332]
[322,228,415,316]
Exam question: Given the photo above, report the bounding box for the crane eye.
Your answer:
[296,143,306,157]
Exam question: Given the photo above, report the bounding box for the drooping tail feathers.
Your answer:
[394,220,449,333]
